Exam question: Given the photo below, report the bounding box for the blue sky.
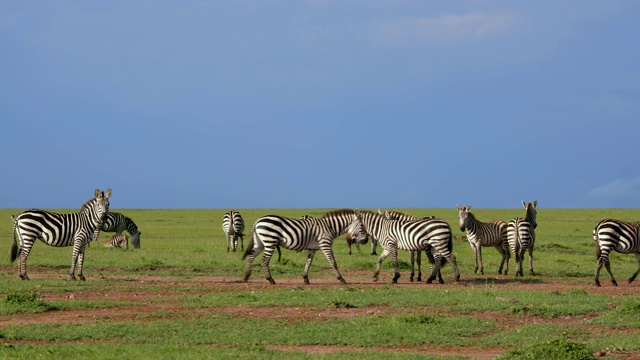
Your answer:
[1,1,639,209]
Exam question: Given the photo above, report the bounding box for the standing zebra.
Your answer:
[456,205,510,275]
[90,212,141,249]
[242,209,367,285]
[104,233,129,249]
[507,200,538,277]
[593,219,640,286]
[381,210,442,282]
[10,189,112,281]
[358,210,460,284]
[222,211,245,252]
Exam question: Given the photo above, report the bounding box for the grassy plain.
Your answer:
[1,207,640,359]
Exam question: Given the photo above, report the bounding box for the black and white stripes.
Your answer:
[104,233,129,249]
[507,200,538,277]
[457,205,510,275]
[593,219,640,286]
[222,211,245,252]
[92,212,141,249]
[10,189,112,281]
[242,209,366,285]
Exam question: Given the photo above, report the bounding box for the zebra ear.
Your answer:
[105,189,112,199]
[456,204,460,211]
[95,189,101,197]
[522,201,526,209]
[467,205,471,211]
[377,209,383,214]
[533,200,537,208]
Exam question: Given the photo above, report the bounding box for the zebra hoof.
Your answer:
[612,280,618,286]
[79,275,86,281]
[19,274,30,281]
[69,274,77,281]
[594,281,601,287]
[304,277,310,285]
[267,278,276,285]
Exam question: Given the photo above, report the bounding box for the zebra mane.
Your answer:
[125,216,140,234]
[385,210,413,218]
[80,197,96,211]
[322,209,355,218]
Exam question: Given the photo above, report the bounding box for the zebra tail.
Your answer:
[593,229,601,260]
[242,228,256,260]
[10,215,18,263]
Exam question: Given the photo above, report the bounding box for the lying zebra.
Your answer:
[104,233,129,249]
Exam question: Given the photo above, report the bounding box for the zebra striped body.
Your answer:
[10,189,112,281]
[242,209,367,285]
[507,200,537,277]
[457,205,509,275]
[358,210,460,284]
[222,211,245,252]
[382,210,443,283]
[104,233,129,249]
[91,212,141,249]
[593,219,640,286]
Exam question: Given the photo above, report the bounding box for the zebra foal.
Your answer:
[10,189,112,281]
[456,205,509,275]
[90,212,141,249]
[222,211,245,252]
[242,209,367,285]
[593,219,640,286]
[104,233,129,249]
[507,200,537,277]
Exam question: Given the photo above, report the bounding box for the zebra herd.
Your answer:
[7,192,640,287]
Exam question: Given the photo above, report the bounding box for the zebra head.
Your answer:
[346,211,368,245]
[456,204,472,232]
[522,200,538,229]
[89,188,111,223]
[131,231,141,249]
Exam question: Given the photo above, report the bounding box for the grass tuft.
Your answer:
[496,338,594,360]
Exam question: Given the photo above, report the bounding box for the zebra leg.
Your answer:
[416,251,422,282]
[227,234,231,252]
[302,250,317,285]
[528,246,535,276]
[371,238,377,256]
[447,254,461,282]
[232,235,239,252]
[517,250,526,277]
[373,249,390,282]
[471,243,479,274]
[18,244,34,280]
[76,247,87,281]
[320,243,347,284]
[92,228,101,246]
[355,241,361,254]
[261,246,277,285]
[239,235,244,251]
[410,251,416,282]
[69,243,83,281]
[495,244,506,274]
[628,253,640,283]
[477,244,484,275]
[243,238,264,282]
[348,242,352,255]
[390,247,400,284]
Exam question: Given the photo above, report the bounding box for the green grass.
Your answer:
[1,208,640,359]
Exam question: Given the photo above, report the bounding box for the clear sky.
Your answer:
[1,1,639,209]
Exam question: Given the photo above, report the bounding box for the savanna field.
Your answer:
[1,208,640,360]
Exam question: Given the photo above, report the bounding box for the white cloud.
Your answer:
[377,12,517,47]
[588,178,640,198]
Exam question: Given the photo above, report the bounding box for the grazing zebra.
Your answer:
[10,189,112,281]
[456,205,510,275]
[222,211,245,252]
[242,209,367,285]
[507,200,538,277]
[90,212,141,249]
[345,233,369,255]
[593,219,640,286]
[382,210,443,283]
[357,210,460,284]
[104,233,129,249]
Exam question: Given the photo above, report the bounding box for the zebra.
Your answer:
[593,219,640,287]
[357,210,460,284]
[507,200,538,277]
[89,212,141,249]
[10,189,112,281]
[456,205,510,275]
[242,209,367,285]
[222,211,245,252]
[104,233,129,249]
[381,210,443,283]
